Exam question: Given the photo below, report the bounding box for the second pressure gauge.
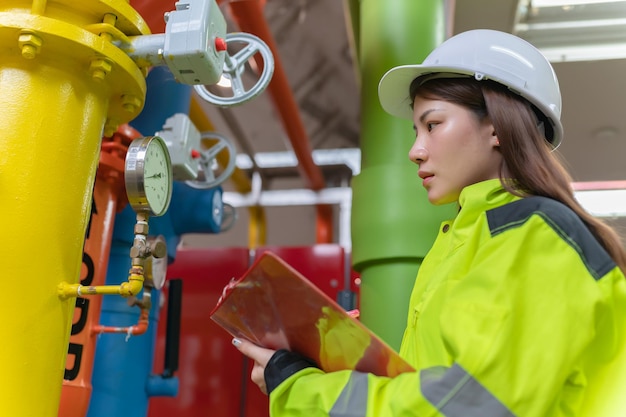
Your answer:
[125,136,173,216]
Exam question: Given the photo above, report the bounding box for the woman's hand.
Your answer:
[232,338,277,395]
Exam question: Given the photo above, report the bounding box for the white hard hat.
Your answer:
[378,29,563,148]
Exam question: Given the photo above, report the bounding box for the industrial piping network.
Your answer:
[3,1,626,416]
[0,0,275,415]
[1,1,446,415]
[0,1,560,415]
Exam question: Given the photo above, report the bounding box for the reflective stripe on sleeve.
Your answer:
[421,364,515,417]
[329,372,368,417]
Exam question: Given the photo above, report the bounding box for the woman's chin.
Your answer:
[428,193,458,206]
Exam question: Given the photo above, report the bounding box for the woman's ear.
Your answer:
[492,130,500,147]
[483,118,499,147]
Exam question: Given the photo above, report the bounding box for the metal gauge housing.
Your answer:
[125,136,173,216]
[145,235,168,290]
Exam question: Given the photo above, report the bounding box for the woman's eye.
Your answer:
[427,122,437,131]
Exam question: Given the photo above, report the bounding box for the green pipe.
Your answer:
[351,0,457,349]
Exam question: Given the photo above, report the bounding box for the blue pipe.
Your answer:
[87,65,223,417]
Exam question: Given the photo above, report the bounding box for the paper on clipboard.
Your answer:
[210,251,415,377]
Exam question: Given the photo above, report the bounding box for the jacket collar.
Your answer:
[454,179,520,230]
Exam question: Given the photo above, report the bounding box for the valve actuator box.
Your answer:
[156,113,201,181]
[164,0,227,85]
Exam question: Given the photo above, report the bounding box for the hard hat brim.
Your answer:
[378,64,475,121]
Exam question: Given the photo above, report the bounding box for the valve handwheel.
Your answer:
[185,131,237,189]
[194,33,274,107]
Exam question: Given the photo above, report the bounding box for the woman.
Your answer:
[234,29,626,416]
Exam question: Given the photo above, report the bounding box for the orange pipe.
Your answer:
[58,126,138,417]
[221,0,333,243]
[316,204,334,243]
[222,0,325,191]
[92,307,150,337]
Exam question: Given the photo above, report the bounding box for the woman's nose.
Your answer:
[408,141,428,165]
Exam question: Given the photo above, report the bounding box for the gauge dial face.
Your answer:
[125,136,173,216]
[144,138,172,215]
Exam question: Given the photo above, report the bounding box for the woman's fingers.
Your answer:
[250,362,268,395]
[232,338,276,395]
[232,338,275,365]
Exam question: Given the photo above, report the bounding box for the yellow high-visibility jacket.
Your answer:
[267,179,626,416]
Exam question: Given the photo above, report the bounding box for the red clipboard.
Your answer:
[210,251,415,377]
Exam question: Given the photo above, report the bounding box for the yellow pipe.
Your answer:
[58,267,145,298]
[59,212,156,299]
[189,96,267,247]
[0,1,149,415]
[248,206,267,249]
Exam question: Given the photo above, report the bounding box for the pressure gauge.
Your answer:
[125,136,173,216]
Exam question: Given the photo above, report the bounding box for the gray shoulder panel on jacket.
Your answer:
[486,196,616,280]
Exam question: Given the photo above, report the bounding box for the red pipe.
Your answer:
[221,0,333,242]
[129,0,174,33]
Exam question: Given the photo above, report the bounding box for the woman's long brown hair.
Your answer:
[410,77,626,274]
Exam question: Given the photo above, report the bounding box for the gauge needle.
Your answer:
[146,173,162,179]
